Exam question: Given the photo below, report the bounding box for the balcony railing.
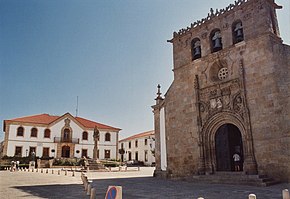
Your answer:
[54,137,79,144]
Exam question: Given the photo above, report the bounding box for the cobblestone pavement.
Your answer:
[0,168,289,199]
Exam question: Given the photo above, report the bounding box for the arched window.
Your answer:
[105,132,111,142]
[31,128,38,137]
[44,129,51,138]
[232,20,244,44]
[82,131,88,140]
[63,128,70,141]
[191,38,202,60]
[211,29,223,52]
[17,127,24,136]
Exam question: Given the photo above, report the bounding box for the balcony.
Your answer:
[54,137,79,144]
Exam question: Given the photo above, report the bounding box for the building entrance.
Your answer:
[215,124,243,171]
[62,146,70,158]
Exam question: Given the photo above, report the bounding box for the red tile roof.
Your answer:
[119,130,154,142]
[4,113,121,131]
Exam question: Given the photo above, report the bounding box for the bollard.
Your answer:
[52,170,54,174]
[90,188,96,199]
[138,166,140,171]
[36,168,38,172]
[58,170,60,175]
[283,189,290,199]
[125,166,127,171]
[109,167,111,171]
[86,184,91,195]
[72,170,75,177]
[65,170,67,176]
[249,194,256,199]
[41,169,43,173]
[32,168,34,172]
[46,169,48,174]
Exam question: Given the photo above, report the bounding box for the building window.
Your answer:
[82,131,88,140]
[128,151,132,161]
[145,150,148,162]
[121,143,124,149]
[135,140,138,148]
[82,149,88,158]
[29,147,36,156]
[31,128,38,137]
[44,129,51,138]
[211,29,222,52]
[42,147,49,157]
[191,38,201,60]
[232,20,244,44]
[104,150,110,159]
[144,139,148,145]
[135,151,138,161]
[15,146,22,157]
[17,127,24,136]
[63,128,70,141]
[129,141,131,149]
[105,132,111,141]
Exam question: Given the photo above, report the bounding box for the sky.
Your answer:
[0,0,289,141]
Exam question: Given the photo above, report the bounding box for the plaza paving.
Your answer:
[0,167,289,199]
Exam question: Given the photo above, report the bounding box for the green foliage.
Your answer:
[53,158,82,166]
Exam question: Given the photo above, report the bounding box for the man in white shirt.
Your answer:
[233,153,241,171]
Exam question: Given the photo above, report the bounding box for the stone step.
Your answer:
[189,173,279,187]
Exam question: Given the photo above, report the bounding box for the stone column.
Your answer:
[93,127,100,160]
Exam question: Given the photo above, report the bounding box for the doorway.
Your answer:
[215,124,243,171]
[62,146,70,158]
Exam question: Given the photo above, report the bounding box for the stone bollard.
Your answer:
[65,170,67,176]
[90,188,96,199]
[72,170,75,177]
[86,184,91,195]
[41,169,43,173]
[46,169,48,174]
[283,189,290,199]
[32,168,34,172]
[249,194,256,199]
[58,170,60,175]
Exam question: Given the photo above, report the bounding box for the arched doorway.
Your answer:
[215,124,243,171]
[62,146,70,158]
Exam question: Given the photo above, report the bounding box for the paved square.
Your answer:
[0,168,289,199]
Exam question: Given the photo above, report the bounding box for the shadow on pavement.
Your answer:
[12,184,89,199]
[91,176,289,199]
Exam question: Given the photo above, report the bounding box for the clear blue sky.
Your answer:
[0,0,289,141]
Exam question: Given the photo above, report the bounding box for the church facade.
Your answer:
[2,113,121,160]
[152,0,290,182]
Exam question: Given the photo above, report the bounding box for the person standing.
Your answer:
[233,153,241,171]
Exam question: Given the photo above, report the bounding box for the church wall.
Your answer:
[155,0,289,182]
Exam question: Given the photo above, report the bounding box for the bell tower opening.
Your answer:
[215,124,243,172]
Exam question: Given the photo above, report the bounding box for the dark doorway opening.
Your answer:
[62,146,70,158]
[215,124,243,171]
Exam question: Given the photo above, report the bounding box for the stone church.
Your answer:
[152,0,290,183]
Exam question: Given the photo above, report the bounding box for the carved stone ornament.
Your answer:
[64,118,70,127]
[198,78,244,129]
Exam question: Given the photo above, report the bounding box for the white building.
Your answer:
[119,130,155,166]
[2,113,121,160]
